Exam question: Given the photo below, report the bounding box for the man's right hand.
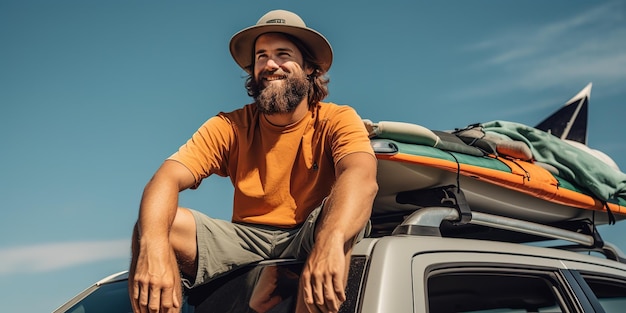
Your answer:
[130,241,181,313]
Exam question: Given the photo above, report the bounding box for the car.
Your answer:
[54,205,626,313]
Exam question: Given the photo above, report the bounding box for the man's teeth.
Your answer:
[266,76,286,81]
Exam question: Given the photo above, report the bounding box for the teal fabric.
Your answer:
[482,120,626,203]
[388,140,512,172]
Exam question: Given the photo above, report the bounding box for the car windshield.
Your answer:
[64,280,133,313]
[59,261,304,313]
[188,261,303,313]
[58,258,366,313]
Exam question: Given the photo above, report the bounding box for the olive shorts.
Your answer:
[183,206,322,289]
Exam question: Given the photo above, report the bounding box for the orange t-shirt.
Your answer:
[168,102,374,228]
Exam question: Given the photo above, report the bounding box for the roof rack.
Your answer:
[381,205,626,263]
[551,242,626,264]
[392,206,614,253]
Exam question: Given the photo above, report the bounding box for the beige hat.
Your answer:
[229,10,333,74]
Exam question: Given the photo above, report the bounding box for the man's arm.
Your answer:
[300,152,378,313]
[130,160,196,313]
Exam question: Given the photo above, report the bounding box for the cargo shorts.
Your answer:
[183,205,324,289]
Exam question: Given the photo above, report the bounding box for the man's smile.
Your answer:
[264,74,287,81]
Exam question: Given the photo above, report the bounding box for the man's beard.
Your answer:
[254,71,309,115]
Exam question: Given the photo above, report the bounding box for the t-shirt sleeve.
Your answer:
[328,105,375,164]
[167,115,234,188]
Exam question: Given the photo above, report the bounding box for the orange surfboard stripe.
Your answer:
[377,152,625,216]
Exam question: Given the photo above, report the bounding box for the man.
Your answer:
[129,9,378,313]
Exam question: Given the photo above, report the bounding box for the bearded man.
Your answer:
[128,10,378,313]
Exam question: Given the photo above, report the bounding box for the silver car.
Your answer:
[55,208,626,312]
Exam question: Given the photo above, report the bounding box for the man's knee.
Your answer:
[130,208,197,274]
[170,208,198,267]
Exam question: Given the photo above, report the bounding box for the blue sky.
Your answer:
[2,1,625,312]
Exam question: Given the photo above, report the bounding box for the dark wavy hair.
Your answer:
[245,33,329,106]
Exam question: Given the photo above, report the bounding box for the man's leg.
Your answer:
[168,208,199,276]
[129,207,198,313]
[279,205,365,313]
[180,210,275,289]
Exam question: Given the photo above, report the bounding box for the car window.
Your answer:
[427,271,568,313]
[580,274,626,313]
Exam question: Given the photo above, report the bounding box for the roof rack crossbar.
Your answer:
[552,242,626,263]
[470,212,594,246]
[392,207,596,247]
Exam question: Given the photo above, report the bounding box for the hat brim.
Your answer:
[229,24,333,74]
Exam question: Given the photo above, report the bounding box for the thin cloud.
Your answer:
[453,1,626,100]
[0,239,129,275]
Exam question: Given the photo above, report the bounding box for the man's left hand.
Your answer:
[300,234,347,313]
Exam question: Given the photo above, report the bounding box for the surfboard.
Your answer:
[368,84,626,227]
[372,139,625,226]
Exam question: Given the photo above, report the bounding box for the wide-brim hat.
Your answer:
[229,10,333,74]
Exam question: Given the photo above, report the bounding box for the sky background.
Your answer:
[1,1,625,312]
